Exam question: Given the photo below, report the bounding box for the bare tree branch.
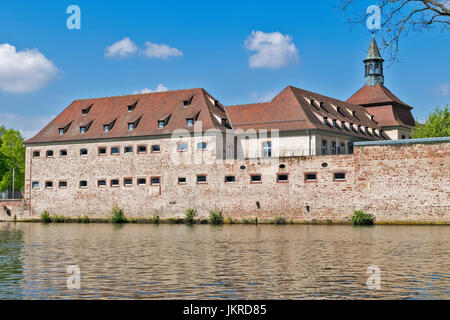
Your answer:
[340,0,449,62]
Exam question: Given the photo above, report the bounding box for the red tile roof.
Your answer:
[347,84,410,107]
[226,86,387,140]
[347,84,415,128]
[25,88,229,144]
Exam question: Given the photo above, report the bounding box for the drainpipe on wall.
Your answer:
[307,130,311,156]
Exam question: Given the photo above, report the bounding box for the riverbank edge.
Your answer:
[1,218,449,225]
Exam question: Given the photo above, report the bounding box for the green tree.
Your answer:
[0,129,25,192]
[411,105,450,138]
[0,125,6,138]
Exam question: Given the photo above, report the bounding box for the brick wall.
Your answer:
[23,138,450,223]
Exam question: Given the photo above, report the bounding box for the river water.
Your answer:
[0,222,448,299]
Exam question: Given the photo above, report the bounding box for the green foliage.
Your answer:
[351,210,374,225]
[77,215,90,223]
[185,208,197,224]
[53,215,69,223]
[411,105,450,138]
[152,214,160,224]
[111,206,128,223]
[242,218,257,224]
[272,216,287,224]
[40,211,52,223]
[209,209,224,225]
[0,129,25,192]
[167,218,176,224]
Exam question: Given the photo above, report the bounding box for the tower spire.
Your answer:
[364,35,384,86]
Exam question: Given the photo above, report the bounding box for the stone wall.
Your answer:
[23,137,450,223]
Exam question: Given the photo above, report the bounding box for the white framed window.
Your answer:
[262,141,272,158]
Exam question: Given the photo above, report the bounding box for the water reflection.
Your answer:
[0,223,448,299]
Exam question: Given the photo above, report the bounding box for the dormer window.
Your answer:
[341,121,346,130]
[58,122,71,135]
[183,96,194,107]
[365,127,370,134]
[379,129,384,137]
[221,119,228,127]
[349,123,354,131]
[358,125,362,133]
[323,117,328,126]
[186,112,200,127]
[79,121,93,134]
[81,105,92,116]
[128,116,142,131]
[127,101,138,112]
[158,114,171,128]
[332,119,337,128]
[337,106,344,115]
[371,115,375,122]
[103,119,116,132]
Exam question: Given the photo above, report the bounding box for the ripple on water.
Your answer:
[0,223,449,299]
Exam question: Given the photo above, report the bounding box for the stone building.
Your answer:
[18,37,441,223]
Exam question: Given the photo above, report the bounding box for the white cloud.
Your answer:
[244,30,299,69]
[0,113,55,139]
[133,84,168,94]
[105,37,138,58]
[250,89,279,102]
[436,83,450,96]
[142,41,183,59]
[0,43,58,93]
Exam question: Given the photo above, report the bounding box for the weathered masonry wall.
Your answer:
[0,200,28,221]
[23,138,449,223]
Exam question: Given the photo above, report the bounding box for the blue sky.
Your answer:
[0,0,448,138]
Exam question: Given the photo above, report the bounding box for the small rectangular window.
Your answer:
[97,180,106,187]
[128,123,135,131]
[277,174,289,183]
[33,151,40,158]
[79,180,88,188]
[225,176,235,183]
[60,150,67,156]
[110,179,119,187]
[124,178,133,186]
[197,175,207,184]
[103,125,110,132]
[186,118,194,126]
[151,177,160,186]
[137,145,147,153]
[305,173,317,182]
[262,141,272,158]
[80,149,88,156]
[59,181,67,188]
[178,143,187,152]
[46,150,54,157]
[331,142,336,155]
[80,127,86,134]
[197,142,207,150]
[59,128,65,135]
[98,147,107,155]
[178,177,186,184]
[151,145,160,153]
[124,146,133,153]
[137,178,147,185]
[321,140,327,155]
[158,120,165,128]
[250,175,262,183]
[111,147,120,155]
[334,172,346,181]
[45,181,53,189]
[32,181,39,189]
